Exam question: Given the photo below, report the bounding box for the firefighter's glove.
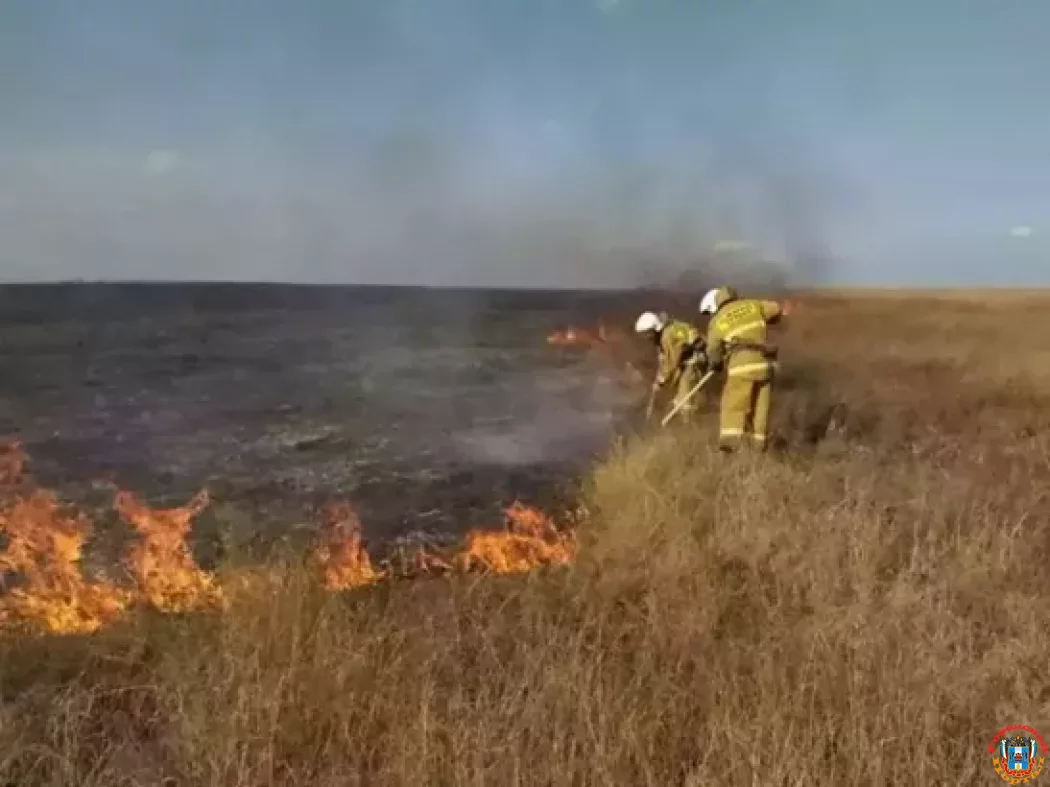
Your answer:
[708,359,724,373]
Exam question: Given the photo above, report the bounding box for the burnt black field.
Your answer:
[0,282,683,553]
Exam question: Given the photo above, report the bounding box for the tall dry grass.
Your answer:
[2,293,1050,785]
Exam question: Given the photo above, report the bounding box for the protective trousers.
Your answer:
[670,357,703,419]
[718,371,772,450]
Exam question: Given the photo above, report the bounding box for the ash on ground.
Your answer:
[0,283,654,546]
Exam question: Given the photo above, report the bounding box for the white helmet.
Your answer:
[634,311,664,333]
[698,288,721,315]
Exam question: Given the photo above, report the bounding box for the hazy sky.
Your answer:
[1,0,1047,286]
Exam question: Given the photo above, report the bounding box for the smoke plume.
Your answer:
[0,0,853,289]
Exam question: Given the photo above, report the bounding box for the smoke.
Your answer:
[450,362,635,467]
[0,0,855,288]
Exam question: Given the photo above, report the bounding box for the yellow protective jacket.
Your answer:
[656,319,704,386]
[705,297,782,381]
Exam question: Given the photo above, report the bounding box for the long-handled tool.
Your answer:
[660,371,714,427]
[644,383,659,422]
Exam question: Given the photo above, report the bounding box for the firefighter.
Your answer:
[698,286,784,451]
[633,311,707,420]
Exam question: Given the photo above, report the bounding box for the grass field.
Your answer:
[2,290,1050,785]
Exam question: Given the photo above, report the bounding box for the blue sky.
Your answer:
[1,0,1047,286]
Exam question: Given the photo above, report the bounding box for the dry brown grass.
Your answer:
[798,286,1050,301]
[3,293,1050,785]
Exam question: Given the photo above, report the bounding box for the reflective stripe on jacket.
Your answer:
[705,299,782,380]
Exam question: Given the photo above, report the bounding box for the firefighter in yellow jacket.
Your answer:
[698,286,784,450]
[633,311,707,420]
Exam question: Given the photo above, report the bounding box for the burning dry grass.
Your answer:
[2,293,1050,785]
[547,320,649,386]
[546,321,623,347]
[0,442,130,634]
[311,501,382,590]
[0,450,223,633]
[454,500,576,573]
[0,448,576,636]
[115,489,223,614]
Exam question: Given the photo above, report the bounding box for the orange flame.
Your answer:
[546,321,645,384]
[547,326,603,347]
[0,442,129,634]
[313,501,383,590]
[454,502,576,574]
[546,320,627,348]
[0,442,578,636]
[114,489,224,614]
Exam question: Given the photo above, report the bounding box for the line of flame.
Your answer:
[0,442,576,636]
